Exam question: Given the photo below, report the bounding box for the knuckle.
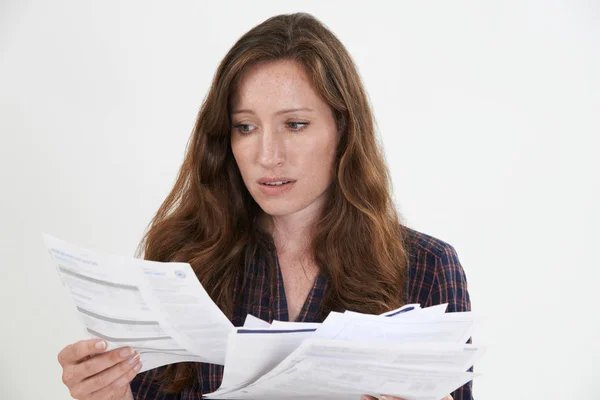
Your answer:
[72,346,84,361]
[111,349,124,363]
[69,386,83,399]
[57,351,64,365]
[80,359,94,378]
[77,339,94,359]
[62,369,74,386]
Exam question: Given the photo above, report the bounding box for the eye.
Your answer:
[286,121,310,131]
[233,123,256,134]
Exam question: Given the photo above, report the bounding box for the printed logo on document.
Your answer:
[174,270,187,279]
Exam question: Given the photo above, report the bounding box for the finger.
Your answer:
[70,354,142,399]
[360,396,378,400]
[61,341,110,388]
[59,339,107,366]
[77,347,137,379]
[380,396,405,400]
[87,367,136,400]
[62,345,134,388]
[442,396,453,400]
[87,359,141,400]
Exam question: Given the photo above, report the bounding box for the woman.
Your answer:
[57,12,470,400]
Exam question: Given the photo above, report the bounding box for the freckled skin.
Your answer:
[230,59,340,222]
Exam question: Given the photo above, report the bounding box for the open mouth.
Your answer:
[261,181,293,186]
[258,179,296,195]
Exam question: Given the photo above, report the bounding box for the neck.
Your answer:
[260,207,320,258]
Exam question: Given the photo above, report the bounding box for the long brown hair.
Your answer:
[137,12,409,393]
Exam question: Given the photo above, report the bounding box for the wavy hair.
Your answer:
[137,12,409,393]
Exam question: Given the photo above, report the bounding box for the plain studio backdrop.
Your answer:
[1,1,598,399]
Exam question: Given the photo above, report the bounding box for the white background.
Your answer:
[1,1,599,399]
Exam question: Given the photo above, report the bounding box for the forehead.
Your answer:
[230,59,325,111]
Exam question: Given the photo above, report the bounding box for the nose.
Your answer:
[257,126,285,168]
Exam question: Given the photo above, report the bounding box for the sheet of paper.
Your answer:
[288,338,484,372]
[242,314,271,329]
[314,310,476,344]
[379,303,422,316]
[410,303,448,316]
[237,359,475,400]
[211,329,315,397]
[391,303,449,318]
[207,337,479,400]
[43,234,234,371]
[270,320,322,330]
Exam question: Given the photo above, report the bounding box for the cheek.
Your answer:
[231,141,251,177]
[300,137,337,182]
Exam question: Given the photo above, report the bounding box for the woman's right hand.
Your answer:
[57,339,142,400]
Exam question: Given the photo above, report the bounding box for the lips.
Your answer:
[257,178,297,196]
[258,177,296,185]
[262,180,292,186]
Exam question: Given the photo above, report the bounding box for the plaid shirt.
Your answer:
[130,227,472,400]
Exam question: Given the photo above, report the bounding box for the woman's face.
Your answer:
[230,59,339,219]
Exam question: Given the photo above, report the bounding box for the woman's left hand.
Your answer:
[360,395,452,400]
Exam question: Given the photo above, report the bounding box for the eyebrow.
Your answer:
[231,107,314,116]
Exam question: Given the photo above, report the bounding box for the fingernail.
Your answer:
[133,361,142,372]
[128,353,140,364]
[95,340,107,350]
[120,347,134,358]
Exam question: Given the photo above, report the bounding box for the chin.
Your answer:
[256,204,298,218]
[252,197,303,218]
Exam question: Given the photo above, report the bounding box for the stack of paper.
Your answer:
[43,234,482,400]
[206,305,481,399]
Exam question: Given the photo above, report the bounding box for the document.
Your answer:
[204,304,481,399]
[205,338,481,400]
[314,310,476,344]
[43,234,234,372]
[213,329,315,397]
[44,234,483,399]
